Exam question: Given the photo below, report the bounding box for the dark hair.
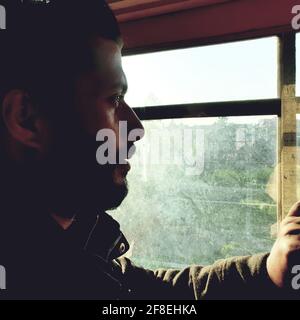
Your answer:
[0,0,121,119]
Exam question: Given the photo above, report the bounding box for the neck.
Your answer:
[52,213,76,230]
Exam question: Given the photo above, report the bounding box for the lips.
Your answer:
[124,160,131,172]
[121,151,134,173]
[117,160,131,176]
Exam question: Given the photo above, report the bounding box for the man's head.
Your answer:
[0,0,144,218]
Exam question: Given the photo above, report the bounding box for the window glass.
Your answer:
[111,116,278,269]
[122,37,278,108]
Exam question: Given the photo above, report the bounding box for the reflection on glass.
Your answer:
[111,116,278,269]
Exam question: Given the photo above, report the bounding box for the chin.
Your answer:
[76,180,128,215]
[103,182,129,211]
[87,167,129,212]
[99,166,128,210]
[45,162,130,214]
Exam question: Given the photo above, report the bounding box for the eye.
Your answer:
[111,94,125,108]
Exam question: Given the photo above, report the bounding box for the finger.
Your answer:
[287,201,300,217]
[281,216,300,226]
[285,236,300,253]
[282,224,300,236]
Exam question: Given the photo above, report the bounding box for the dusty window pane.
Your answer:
[123,37,278,108]
[111,116,278,269]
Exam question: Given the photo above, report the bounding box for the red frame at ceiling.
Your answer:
[115,0,299,53]
[109,0,231,20]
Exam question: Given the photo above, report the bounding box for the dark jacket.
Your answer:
[0,211,290,300]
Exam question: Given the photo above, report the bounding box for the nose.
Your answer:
[123,103,145,142]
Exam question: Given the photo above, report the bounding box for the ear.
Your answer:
[2,89,48,150]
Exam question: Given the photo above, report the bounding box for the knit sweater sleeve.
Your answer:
[114,253,283,300]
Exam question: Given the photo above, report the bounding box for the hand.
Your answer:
[267,201,300,288]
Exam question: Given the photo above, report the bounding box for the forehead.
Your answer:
[75,37,126,98]
[91,37,124,83]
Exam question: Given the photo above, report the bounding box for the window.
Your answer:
[111,37,280,270]
[111,117,277,269]
[113,117,277,268]
[123,37,278,108]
